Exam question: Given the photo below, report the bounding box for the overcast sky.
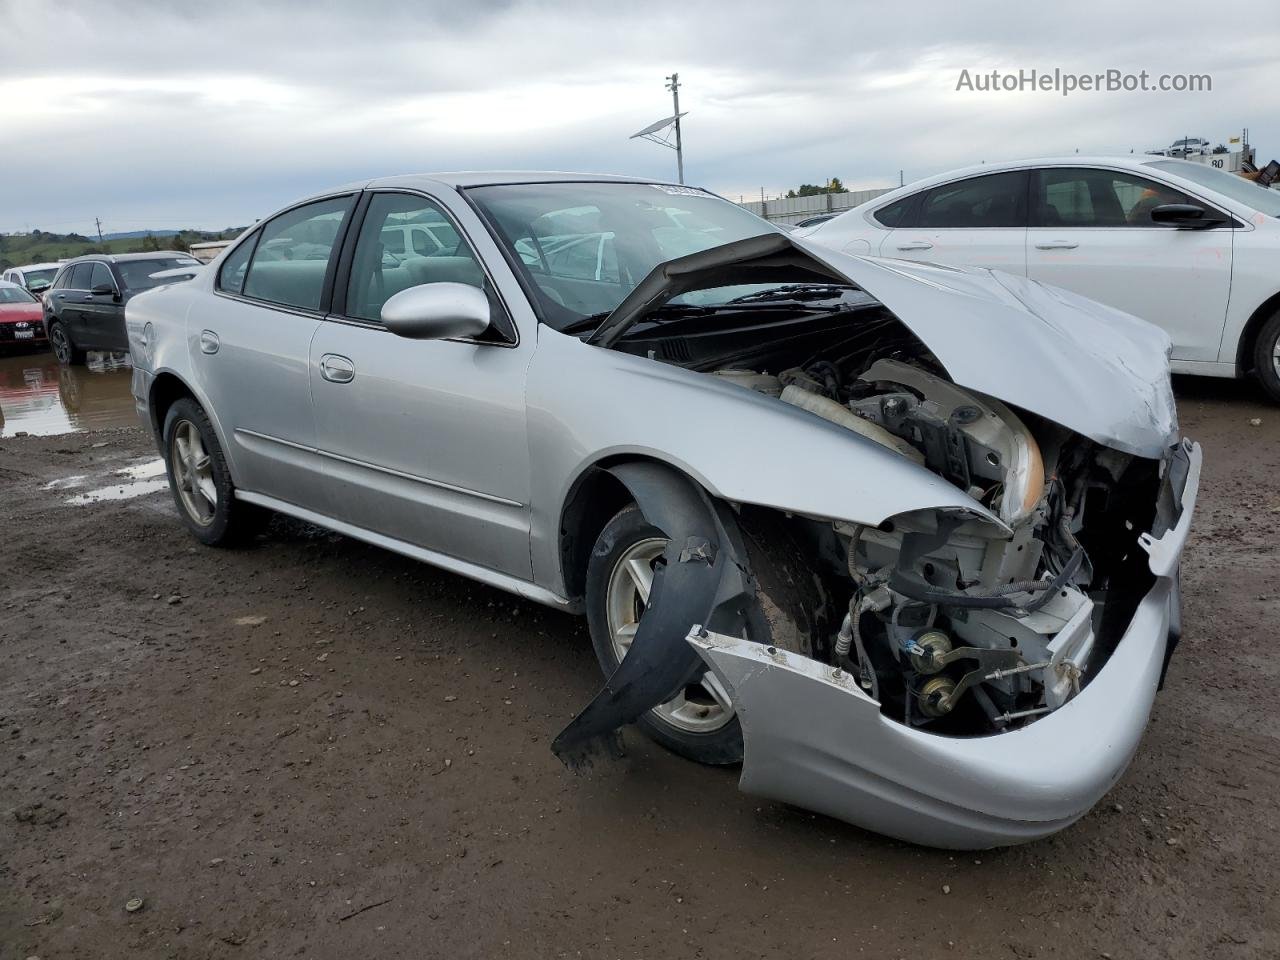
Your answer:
[2,0,1276,235]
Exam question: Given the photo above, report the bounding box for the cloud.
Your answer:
[1,0,1275,234]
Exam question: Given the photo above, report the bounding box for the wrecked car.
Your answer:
[126,174,1200,849]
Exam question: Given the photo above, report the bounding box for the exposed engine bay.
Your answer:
[617,291,1162,736]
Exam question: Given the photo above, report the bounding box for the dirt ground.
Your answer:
[1,373,1277,959]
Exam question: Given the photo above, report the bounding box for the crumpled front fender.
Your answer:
[551,461,755,769]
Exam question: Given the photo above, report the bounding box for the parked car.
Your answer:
[798,156,1280,400]
[43,252,202,364]
[127,173,1199,849]
[3,262,61,296]
[0,280,48,352]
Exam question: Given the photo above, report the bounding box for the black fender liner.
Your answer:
[551,461,756,770]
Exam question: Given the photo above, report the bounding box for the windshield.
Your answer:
[1149,160,1280,217]
[0,286,37,304]
[22,268,57,287]
[116,256,202,291]
[466,181,782,330]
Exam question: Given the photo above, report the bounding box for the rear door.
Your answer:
[882,170,1029,273]
[880,168,1029,272]
[308,189,535,579]
[57,263,98,344]
[186,194,356,509]
[1025,166,1233,360]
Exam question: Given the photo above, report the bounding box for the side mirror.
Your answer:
[91,282,117,296]
[28,280,50,294]
[1150,203,1228,230]
[381,282,490,340]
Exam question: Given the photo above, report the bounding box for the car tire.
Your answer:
[162,398,263,546]
[584,504,824,766]
[1252,310,1280,403]
[48,321,85,366]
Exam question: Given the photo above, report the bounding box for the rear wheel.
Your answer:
[585,504,823,765]
[48,321,85,365]
[163,398,263,546]
[1252,311,1280,404]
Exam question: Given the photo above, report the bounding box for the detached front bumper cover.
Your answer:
[688,439,1201,849]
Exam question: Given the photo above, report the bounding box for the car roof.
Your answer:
[306,171,686,200]
[0,279,24,289]
[375,170,682,190]
[60,251,196,265]
[12,261,61,271]
[843,155,1243,214]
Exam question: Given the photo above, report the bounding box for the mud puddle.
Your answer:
[60,457,168,505]
[0,350,137,437]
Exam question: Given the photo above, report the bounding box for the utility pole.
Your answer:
[666,73,684,184]
[95,218,104,244]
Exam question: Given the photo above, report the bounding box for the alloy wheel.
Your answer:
[50,324,70,364]
[171,420,217,526]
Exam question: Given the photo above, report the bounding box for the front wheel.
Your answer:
[1252,311,1280,404]
[163,398,262,546]
[48,321,85,365]
[584,504,823,765]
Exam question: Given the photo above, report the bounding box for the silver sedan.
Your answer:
[127,173,1200,848]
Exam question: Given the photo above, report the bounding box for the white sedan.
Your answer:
[799,156,1280,400]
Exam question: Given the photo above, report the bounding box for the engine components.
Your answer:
[917,676,957,717]
[851,359,1046,525]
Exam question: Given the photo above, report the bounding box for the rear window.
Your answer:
[116,257,202,291]
[873,194,918,228]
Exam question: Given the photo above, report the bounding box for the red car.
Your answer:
[0,280,48,352]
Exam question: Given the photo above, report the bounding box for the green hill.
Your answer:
[0,228,245,272]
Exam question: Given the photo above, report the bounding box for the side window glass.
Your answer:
[346,193,486,323]
[874,194,917,228]
[917,172,1027,228]
[241,196,353,311]
[89,262,114,291]
[67,263,92,289]
[1034,169,1195,227]
[218,236,256,295]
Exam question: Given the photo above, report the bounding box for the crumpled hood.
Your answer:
[592,233,1179,459]
[796,243,1179,458]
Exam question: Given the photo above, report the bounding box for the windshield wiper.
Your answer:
[565,292,850,336]
[560,303,716,335]
[724,283,857,305]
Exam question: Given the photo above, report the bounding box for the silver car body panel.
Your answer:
[523,327,1011,592]
[689,439,1200,849]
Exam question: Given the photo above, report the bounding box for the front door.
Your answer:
[881,169,1029,274]
[187,194,356,509]
[1025,167,1233,361]
[308,190,534,579]
[79,261,126,351]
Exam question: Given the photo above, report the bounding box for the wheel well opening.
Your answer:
[1236,291,1280,375]
[149,373,196,437]
[558,464,636,603]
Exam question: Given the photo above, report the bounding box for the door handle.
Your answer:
[896,240,933,251]
[319,353,355,383]
[1034,240,1080,250]
[199,330,220,354]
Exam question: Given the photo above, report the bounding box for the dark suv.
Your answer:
[44,252,202,364]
